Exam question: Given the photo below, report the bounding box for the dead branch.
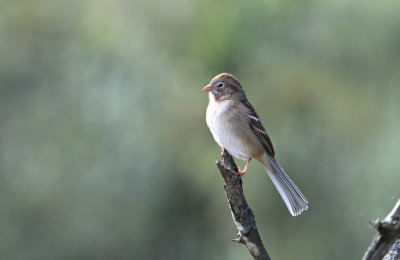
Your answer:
[216,151,271,260]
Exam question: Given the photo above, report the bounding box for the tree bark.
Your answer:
[216,151,271,260]
[383,239,400,260]
[363,199,400,260]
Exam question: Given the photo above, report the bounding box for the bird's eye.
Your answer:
[217,82,224,88]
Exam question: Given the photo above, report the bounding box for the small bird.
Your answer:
[203,73,308,216]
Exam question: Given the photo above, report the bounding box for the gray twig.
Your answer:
[216,151,271,260]
[363,199,400,260]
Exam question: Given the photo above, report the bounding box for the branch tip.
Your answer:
[363,199,400,260]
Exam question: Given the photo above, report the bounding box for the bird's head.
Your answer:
[203,73,246,102]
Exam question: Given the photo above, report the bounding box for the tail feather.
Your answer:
[261,154,308,216]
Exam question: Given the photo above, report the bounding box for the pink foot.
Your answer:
[237,158,252,177]
[221,147,226,156]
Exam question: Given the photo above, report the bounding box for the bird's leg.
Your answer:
[238,158,252,176]
[221,147,226,156]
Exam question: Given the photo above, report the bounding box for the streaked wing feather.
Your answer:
[244,101,275,156]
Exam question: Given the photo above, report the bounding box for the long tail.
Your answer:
[260,154,308,216]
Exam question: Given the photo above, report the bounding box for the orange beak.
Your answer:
[203,84,213,92]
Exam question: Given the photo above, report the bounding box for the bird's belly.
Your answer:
[209,113,263,160]
[215,131,253,159]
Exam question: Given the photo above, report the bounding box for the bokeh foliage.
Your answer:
[0,0,399,259]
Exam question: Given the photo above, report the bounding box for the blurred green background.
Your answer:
[1,0,399,259]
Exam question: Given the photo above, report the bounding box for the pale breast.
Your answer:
[206,96,264,160]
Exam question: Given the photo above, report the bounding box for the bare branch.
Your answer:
[216,151,271,260]
[363,199,400,260]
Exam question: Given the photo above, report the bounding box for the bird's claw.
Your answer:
[237,167,246,176]
[221,147,226,156]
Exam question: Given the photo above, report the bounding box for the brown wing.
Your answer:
[244,101,275,156]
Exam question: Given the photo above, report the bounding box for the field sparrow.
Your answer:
[203,73,308,216]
